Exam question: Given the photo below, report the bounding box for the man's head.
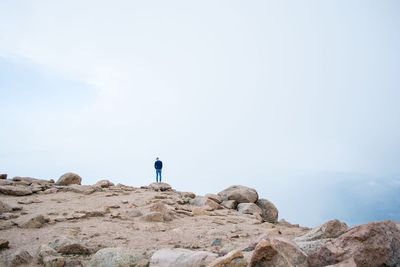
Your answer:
[156,157,159,160]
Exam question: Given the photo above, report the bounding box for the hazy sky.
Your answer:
[1,1,399,226]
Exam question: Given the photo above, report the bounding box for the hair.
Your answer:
[156,157,159,160]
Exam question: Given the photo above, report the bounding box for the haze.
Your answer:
[1,1,399,226]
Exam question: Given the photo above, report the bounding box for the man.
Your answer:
[154,157,163,183]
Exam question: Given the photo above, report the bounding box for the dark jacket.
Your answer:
[154,160,163,170]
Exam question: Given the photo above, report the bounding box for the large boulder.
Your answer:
[256,199,279,223]
[149,248,217,267]
[218,185,258,204]
[237,203,263,216]
[0,174,7,179]
[149,182,172,191]
[95,179,114,188]
[0,185,33,196]
[207,249,247,267]
[308,221,400,267]
[87,247,142,267]
[190,196,222,210]
[249,238,308,267]
[63,184,97,195]
[295,219,348,255]
[56,172,82,186]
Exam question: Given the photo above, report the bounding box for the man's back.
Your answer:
[154,160,163,170]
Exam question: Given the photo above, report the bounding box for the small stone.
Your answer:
[0,239,9,249]
[18,215,49,228]
[212,238,222,246]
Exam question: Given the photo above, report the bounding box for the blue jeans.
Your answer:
[156,169,162,182]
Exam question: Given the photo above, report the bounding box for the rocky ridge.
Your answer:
[0,172,399,267]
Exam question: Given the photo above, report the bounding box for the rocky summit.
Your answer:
[0,173,399,267]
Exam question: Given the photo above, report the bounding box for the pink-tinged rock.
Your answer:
[249,237,308,267]
[237,203,263,216]
[256,199,279,223]
[308,220,400,267]
[0,185,33,196]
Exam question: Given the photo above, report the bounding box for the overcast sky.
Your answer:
[1,1,399,226]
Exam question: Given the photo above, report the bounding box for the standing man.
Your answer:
[154,157,163,183]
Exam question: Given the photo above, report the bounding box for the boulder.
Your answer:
[56,172,82,185]
[308,221,400,267]
[64,184,97,195]
[180,192,196,198]
[0,239,9,249]
[295,219,348,242]
[9,250,33,266]
[95,179,114,188]
[0,174,7,179]
[237,203,263,216]
[249,238,308,267]
[18,215,49,228]
[207,249,247,267]
[149,182,172,191]
[149,248,217,267]
[205,193,222,204]
[218,185,258,204]
[256,199,279,223]
[190,196,221,210]
[221,200,237,210]
[87,247,142,267]
[12,176,52,185]
[49,236,91,255]
[0,200,13,213]
[0,185,33,196]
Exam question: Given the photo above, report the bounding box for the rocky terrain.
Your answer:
[0,172,399,267]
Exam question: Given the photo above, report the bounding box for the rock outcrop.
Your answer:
[150,248,217,267]
[56,172,82,186]
[218,185,258,204]
[308,221,400,267]
[256,198,279,223]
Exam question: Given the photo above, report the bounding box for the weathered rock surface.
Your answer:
[237,203,263,216]
[63,184,97,194]
[249,238,308,267]
[9,250,33,266]
[150,248,217,267]
[0,174,7,179]
[149,182,172,191]
[205,193,222,204]
[18,214,49,228]
[256,198,279,223]
[87,247,142,267]
[221,200,237,210]
[49,236,91,255]
[95,179,114,188]
[308,221,400,267]
[218,185,258,204]
[295,219,348,242]
[0,200,13,213]
[190,196,221,210]
[56,172,82,186]
[0,185,33,196]
[207,249,247,267]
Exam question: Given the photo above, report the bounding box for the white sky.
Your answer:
[1,1,399,226]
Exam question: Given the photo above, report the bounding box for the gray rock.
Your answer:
[87,247,142,267]
[205,193,222,204]
[0,174,7,179]
[149,248,217,267]
[0,185,33,196]
[0,200,13,213]
[37,244,58,263]
[95,179,114,188]
[221,200,237,209]
[218,185,258,204]
[43,256,66,267]
[190,196,221,210]
[295,219,348,242]
[56,172,82,185]
[256,198,279,223]
[149,182,172,191]
[9,250,33,267]
[49,236,91,255]
[64,184,97,194]
[237,203,263,215]
[18,215,49,228]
